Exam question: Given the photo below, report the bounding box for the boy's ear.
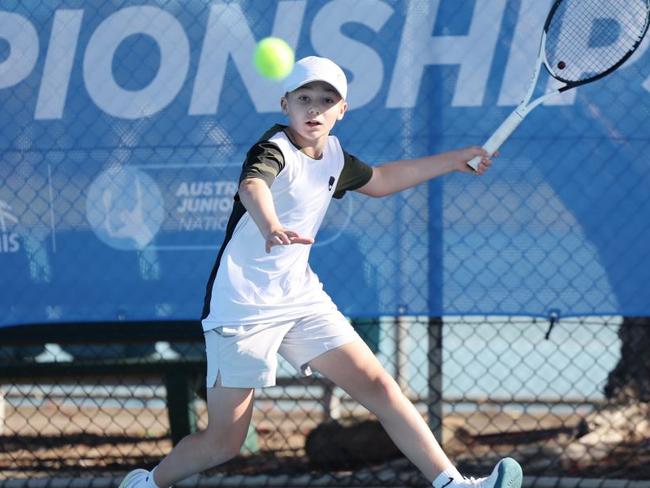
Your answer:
[280,96,288,115]
[337,101,348,120]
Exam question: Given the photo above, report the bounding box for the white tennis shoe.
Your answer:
[461,458,522,488]
[118,469,151,488]
[434,458,523,488]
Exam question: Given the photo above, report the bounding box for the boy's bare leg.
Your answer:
[153,384,255,487]
[308,339,452,482]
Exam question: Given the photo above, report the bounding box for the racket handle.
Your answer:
[467,109,526,171]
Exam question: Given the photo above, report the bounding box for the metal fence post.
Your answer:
[394,314,409,391]
[427,317,443,441]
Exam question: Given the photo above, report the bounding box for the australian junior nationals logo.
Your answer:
[174,180,238,232]
[0,200,20,253]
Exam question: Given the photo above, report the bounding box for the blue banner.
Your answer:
[1,0,649,327]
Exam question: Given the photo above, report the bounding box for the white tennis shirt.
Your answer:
[201,125,373,331]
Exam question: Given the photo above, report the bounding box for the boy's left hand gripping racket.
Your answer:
[468,0,650,171]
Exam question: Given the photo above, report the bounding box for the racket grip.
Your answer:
[467,109,526,171]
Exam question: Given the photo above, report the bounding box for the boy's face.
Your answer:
[281,81,347,143]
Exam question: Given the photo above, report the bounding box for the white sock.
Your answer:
[432,465,464,488]
[144,468,161,488]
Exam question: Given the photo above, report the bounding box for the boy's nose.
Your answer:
[308,105,321,115]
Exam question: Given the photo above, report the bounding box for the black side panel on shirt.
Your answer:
[333,151,374,199]
[201,199,247,320]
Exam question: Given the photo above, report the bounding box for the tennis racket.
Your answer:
[468,0,650,171]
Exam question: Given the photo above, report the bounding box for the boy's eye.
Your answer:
[324,98,334,104]
[298,95,309,102]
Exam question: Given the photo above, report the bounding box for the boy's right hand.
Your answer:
[454,146,494,175]
[265,229,314,253]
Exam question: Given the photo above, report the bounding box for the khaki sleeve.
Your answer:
[238,141,285,187]
[333,151,373,199]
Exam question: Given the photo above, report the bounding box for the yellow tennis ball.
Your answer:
[253,37,294,80]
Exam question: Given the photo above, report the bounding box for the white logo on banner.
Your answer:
[2,2,647,119]
[86,167,164,250]
[0,200,20,253]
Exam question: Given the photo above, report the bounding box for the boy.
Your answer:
[119,56,521,488]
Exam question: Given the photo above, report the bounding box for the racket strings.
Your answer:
[545,0,649,82]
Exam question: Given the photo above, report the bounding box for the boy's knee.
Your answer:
[216,445,242,464]
[368,373,402,404]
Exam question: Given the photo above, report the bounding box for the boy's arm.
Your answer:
[356,146,491,198]
[239,178,314,253]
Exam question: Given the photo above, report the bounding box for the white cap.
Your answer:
[283,56,348,100]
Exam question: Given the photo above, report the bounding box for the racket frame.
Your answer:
[467,0,650,171]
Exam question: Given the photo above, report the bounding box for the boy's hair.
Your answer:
[283,56,348,100]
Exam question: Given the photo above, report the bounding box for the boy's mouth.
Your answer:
[306,120,322,127]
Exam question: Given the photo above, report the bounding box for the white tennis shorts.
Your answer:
[204,311,361,388]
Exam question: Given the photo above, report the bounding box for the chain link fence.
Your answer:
[2,0,650,486]
[2,316,649,484]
